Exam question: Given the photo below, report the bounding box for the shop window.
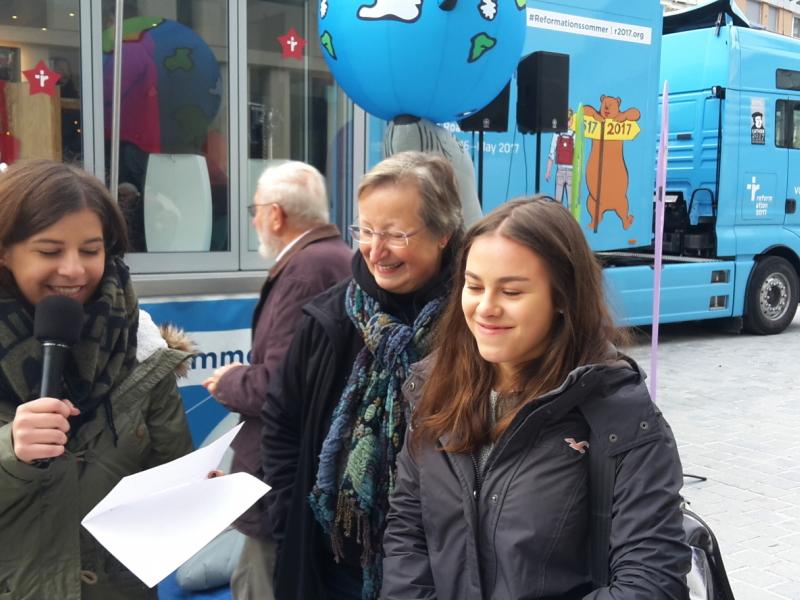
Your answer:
[102,0,229,254]
[244,0,352,260]
[0,1,81,167]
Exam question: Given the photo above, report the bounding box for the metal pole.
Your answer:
[477,130,484,208]
[109,0,124,200]
[534,132,541,194]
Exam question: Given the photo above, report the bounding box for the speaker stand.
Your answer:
[477,130,485,208]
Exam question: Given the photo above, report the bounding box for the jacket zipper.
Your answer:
[471,453,482,501]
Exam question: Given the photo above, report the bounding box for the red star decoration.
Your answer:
[23,59,61,97]
[277,27,307,60]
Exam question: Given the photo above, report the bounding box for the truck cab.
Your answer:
[660,0,800,333]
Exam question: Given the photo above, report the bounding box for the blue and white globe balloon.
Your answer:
[319,0,527,122]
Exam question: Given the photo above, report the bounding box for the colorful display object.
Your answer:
[102,17,222,153]
[23,60,61,97]
[319,0,527,123]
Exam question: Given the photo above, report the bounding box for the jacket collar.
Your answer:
[266,223,343,282]
[403,352,644,446]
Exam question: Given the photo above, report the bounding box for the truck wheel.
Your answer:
[743,256,799,335]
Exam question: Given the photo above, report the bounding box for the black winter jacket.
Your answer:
[261,251,456,600]
[382,356,691,600]
[261,278,361,600]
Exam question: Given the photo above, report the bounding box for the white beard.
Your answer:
[257,231,281,261]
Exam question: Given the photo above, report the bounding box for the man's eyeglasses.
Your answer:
[247,203,271,217]
[349,225,423,248]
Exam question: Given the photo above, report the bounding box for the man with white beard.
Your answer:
[202,161,351,600]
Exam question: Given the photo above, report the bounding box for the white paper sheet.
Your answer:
[81,423,269,588]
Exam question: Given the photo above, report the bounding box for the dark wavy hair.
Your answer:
[0,159,128,257]
[413,197,623,453]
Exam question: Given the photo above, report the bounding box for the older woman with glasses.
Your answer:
[262,151,464,600]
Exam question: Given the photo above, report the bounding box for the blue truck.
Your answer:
[656,0,800,334]
[380,0,800,334]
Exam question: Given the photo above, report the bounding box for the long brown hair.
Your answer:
[413,197,622,453]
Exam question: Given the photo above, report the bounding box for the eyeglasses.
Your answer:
[349,225,423,248]
[247,203,272,217]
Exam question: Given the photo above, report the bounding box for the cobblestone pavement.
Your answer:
[626,313,800,600]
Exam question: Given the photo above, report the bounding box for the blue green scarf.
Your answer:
[309,279,443,599]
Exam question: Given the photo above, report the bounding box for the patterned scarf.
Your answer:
[0,257,139,440]
[309,280,444,599]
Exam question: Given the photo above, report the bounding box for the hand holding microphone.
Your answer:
[11,296,84,464]
[12,398,80,463]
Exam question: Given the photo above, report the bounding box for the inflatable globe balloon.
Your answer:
[103,16,222,153]
[319,0,527,123]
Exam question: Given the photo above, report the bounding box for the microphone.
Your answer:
[34,295,84,398]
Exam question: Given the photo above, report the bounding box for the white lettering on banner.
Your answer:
[527,8,652,45]
[748,176,761,202]
[183,329,253,387]
[457,139,520,155]
[745,175,774,216]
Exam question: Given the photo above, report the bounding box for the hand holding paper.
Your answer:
[82,423,269,588]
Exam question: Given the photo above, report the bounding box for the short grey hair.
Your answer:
[256,161,329,226]
[358,151,464,242]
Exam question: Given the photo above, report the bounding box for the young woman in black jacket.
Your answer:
[382,198,691,599]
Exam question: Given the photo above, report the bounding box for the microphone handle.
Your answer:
[33,342,70,469]
[40,341,69,399]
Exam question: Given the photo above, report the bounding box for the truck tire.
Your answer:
[743,256,799,335]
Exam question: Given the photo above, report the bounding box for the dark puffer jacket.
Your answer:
[382,356,691,600]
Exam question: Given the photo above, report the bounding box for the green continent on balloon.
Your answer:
[320,31,337,60]
[102,16,163,52]
[165,48,194,72]
[515,0,526,10]
[468,33,496,63]
[175,105,211,147]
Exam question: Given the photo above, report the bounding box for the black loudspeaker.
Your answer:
[516,51,570,134]
[458,82,510,133]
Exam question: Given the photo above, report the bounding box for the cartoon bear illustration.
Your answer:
[583,96,639,231]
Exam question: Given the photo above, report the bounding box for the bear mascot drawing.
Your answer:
[583,95,639,231]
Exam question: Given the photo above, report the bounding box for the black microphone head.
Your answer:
[34,295,84,346]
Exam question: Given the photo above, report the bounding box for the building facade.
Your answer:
[735,0,800,36]
[662,0,800,38]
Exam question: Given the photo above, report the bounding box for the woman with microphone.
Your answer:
[0,160,193,599]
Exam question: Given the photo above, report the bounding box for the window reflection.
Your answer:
[793,106,800,149]
[102,0,229,253]
[0,1,81,166]
[246,0,351,253]
[776,101,786,148]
